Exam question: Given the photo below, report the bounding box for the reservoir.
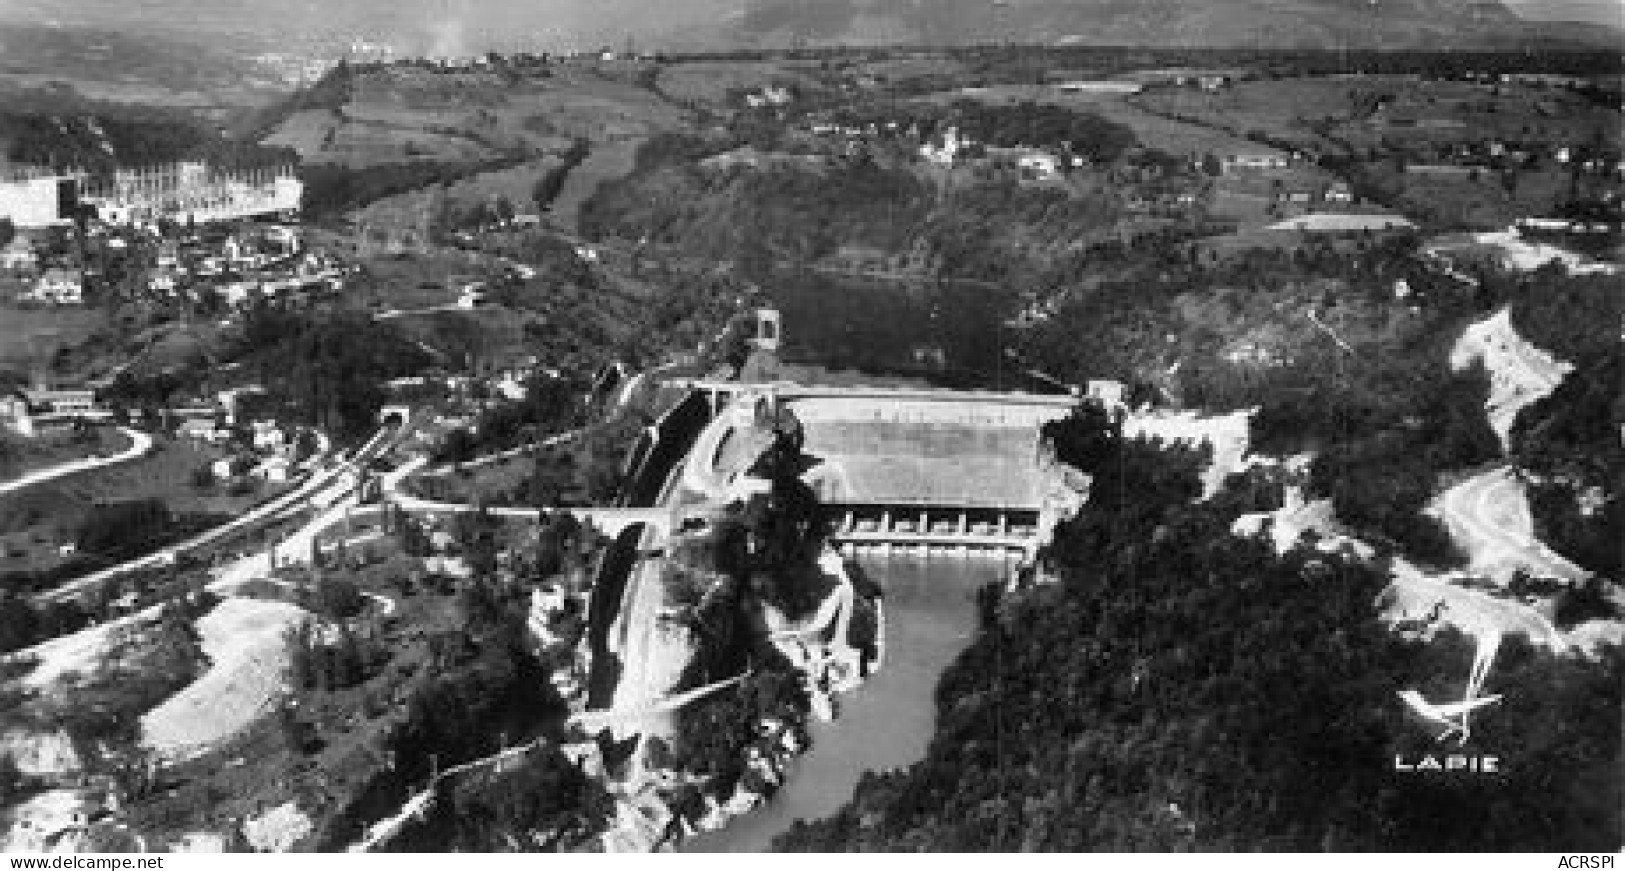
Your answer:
[684,552,1013,852]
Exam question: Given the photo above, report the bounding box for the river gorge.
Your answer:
[684,552,1013,851]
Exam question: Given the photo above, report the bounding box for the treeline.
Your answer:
[236,62,357,141]
[884,98,1140,160]
[531,138,591,211]
[299,157,526,221]
[778,402,1622,851]
[0,91,296,173]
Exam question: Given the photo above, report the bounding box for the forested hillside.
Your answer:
[1505,269,1623,578]
[0,88,294,172]
[777,403,1622,851]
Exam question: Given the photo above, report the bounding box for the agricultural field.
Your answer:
[548,137,642,233]
[1136,76,1369,153]
[655,60,825,109]
[260,64,689,170]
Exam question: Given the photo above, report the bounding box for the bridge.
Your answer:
[662,377,1079,416]
[384,490,673,538]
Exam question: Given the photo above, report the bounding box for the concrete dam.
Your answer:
[675,383,1084,558]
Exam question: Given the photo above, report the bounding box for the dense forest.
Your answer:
[1504,269,1623,578]
[235,304,431,441]
[778,402,1622,851]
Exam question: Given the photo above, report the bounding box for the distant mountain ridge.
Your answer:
[2,0,1615,55]
[724,0,1617,49]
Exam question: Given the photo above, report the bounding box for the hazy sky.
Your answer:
[1504,0,1623,24]
[1,0,1618,54]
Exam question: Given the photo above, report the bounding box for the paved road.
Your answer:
[34,425,399,605]
[0,428,154,497]
[374,303,467,320]
[1431,464,1590,585]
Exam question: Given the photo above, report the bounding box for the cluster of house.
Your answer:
[144,226,350,310]
[14,266,85,306]
[4,222,346,310]
[917,126,1078,180]
[0,386,108,438]
[743,86,794,109]
[168,388,318,485]
[1402,141,1625,179]
[1,233,85,305]
[343,45,642,75]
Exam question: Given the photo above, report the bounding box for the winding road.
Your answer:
[0,427,154,497]
[1430,464,1590,586]
[33,424,398,605]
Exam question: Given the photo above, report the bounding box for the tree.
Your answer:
[310,575,365,622]
[1041,399,1123,474]
[0,753,25,805]
[0,591,41,654]
[719,325,753,379]
[276,703,317,754]
[190,464,215,491]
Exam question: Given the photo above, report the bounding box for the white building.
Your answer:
[251,420,286,451]
[1052,80,1143,95]
[0,174,78,229]
[82,162,302,227]
[1223,152,1290,173]
[1,236,38,272]
[1016,151,1063,180]
[919,126,967,166]
[1267,213,1417,233]
[22,269,84,305]
[0,393,34,436]
[745,86,793,108]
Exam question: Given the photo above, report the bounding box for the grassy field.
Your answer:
[354,155,566,230]
[0,426,130,483]
[0,307,108,376]
[260,65,687,170]
[655,60,824,109]
[1137,77,1362,152]
[0,436,284,577]
[327,245,491,312]
[549,137,645,234]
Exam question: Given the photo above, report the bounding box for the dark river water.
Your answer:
[683,551,1015,852]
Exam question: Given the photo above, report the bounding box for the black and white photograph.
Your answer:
[0,0,1619,858]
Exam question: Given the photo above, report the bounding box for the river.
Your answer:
[683,551,1014,852]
